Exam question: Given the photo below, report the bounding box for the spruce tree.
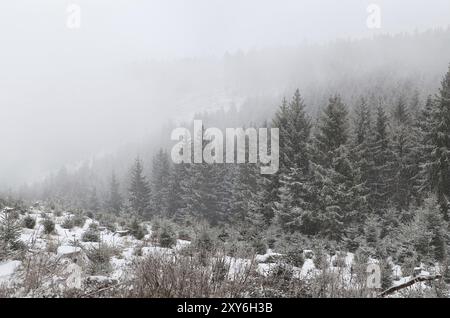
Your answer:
[128,157,151,217]
[351,98,374,218]
[311,95,355,240]
[272,90,314,233]
[168,162,189,220]
[370,106,395,213]
[178,126,224,225]
[151,149,171,216]
[313,95,349,167]
[87,186,100,213]
[390,97,421,212]
[427,66,450,220]
[106,172,122,215]
[417,95,437,196]
[0,208,22,260]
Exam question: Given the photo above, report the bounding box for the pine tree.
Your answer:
[168,162,189,220]
[272,90,314,233]
[414,198,448,262]
[0,208,22,260]
[370,106,395,213]
[178,126,224,225]
[263,99,290,223]
[426,65,450,220]
[151,149,171,216]
[87,186,100,213]
[416,96,438,202]
[351,98,374,218]
[311,95,355,240]
[128,157,151,217]
[390,97,421,211]
[245,167,270,235]
[313,95,349,166]
[106,172,122,215]
[282,89,312,173]
[275,167,316,233]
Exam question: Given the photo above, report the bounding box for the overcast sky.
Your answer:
[1,0,450,187]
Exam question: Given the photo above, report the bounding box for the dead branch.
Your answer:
[379,274,442,297]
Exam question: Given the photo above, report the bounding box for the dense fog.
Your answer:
[1,0,450,188]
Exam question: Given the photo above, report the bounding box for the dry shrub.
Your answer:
[126,250,255,298]
[20,252,64,296]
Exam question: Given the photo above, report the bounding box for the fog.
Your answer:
[1,0,450,188]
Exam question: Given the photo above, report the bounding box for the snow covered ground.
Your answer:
[0,205,445,298]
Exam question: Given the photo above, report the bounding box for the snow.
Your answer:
[299,259,316,278]
[255,251,283,263]
[175,239,191,250]
[1,206,442,297]
[0,261,21,282]
[57,245,81,256]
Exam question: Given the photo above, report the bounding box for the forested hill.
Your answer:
[13,28,450,208]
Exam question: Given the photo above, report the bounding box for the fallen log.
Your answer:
[379,274,442,297]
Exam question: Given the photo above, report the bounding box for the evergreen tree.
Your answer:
[151,149,171,216]
[311,95,356,240]
[178,126,224,225]
[245,167,270,234]
[391,97,421,211]
[273,90,314,233]
[351,98,374,218]
[370,106,395,213]
[168,162,189,220]
[106,172,122,215]
[426,66,450,220]
[88,186,100,213]
[313,95,349,167]
[413,199,448,262]
[128,157,151,217]
[0,209,22,260]
[282,89,312,173]
[416,96,437,197]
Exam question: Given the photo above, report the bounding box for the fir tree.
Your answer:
[391,97,421,211]
[313,95,349,167]
[151,149,171,216]
[311,95,355,240]
[417,95,437,196]
[370,106,395,213]
[106,172,122,215]
[273,90,314,233]
[88,187,100,213]
[128,157,152,217]
[351,98,374,218]
[168,162,189,220]
[0,209,22,260]
[427,66,450,219]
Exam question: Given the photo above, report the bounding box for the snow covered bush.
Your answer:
[284,248,305,268]
[252,236,267,255]
[82,227,100,242]
[194,227,215,253]
[42,218,55,235]
[0,208,24,260]
[158,223,176,248]
[61,217,74,229]
[85,243,114,275]
[72,212,86,227]
[129,218,146,240]
[22,215,36,229]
